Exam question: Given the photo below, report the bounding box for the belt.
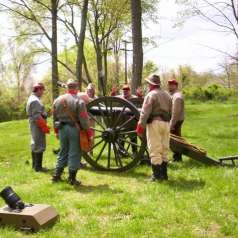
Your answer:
[61,121,75,127]
[152,116,168,122]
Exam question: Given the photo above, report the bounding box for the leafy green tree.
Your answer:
[0,0,61,100]
[142,60,158,79]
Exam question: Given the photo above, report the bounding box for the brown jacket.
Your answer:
[53,93,90,130]
[170,91,184,129]
[139,88,172,128]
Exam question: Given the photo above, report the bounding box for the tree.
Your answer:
[7,40,37,102]
[87,0,130,94]
[142,60,158,79]
[58,0,91,89]
[0,41,6,83]
[76,0,89,89]
[130,0,143,94]
[219,59,238,88]
[0,0,61,100]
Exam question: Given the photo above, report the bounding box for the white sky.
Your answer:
[143,0,237,73]
[0,0,237,80]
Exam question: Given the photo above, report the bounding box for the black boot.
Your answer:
[161,162,168,180]
[31,152,36,169]
[68,170,81,186]
[53,148,60,155]
[52,167,64,183]
[173,153,182,162]
[35,153,48,172]
[151,164,162,181]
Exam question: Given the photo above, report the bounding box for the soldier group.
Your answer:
[26,74,184,184]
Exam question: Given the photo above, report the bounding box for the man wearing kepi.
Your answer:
[168,79,185,162]
[136,75,172,181]
[26,83,50,172]
[52,79,92,185]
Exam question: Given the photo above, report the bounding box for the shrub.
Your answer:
[0,96,27,122]
[183,84,233,101]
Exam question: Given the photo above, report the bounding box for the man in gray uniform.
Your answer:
[168,79,185,162]
[117,84,137,156]
[136,75,172,181]
[117,84,137,100]
[52,79,92,185]
[26,83,50,172]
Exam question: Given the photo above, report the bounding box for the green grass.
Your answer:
[0,102,238,238]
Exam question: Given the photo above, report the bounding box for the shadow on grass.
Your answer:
[166,177,205,191]
[84,167,148,179]
[83,159,208,179]
[168,159,208,170]
[56,180,123,194]
[74,184,123,194]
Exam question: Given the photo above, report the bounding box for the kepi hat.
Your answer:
[168,79,178,86]
[33,82,45,92]
[67,79,78,87]
[122,84,130,90]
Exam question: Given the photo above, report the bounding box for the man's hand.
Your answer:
[54,128,59,139]
[87,127,94,140]
[36,117,50,134]
[136,123,144,137]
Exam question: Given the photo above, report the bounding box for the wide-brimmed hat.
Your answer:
[122,84,130,90]
[145,74,161,86]
[168,79,178,86]
[67,79,78,87]
[33,82,45,92]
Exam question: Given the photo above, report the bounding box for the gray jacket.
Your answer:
[26,93,47,122]
[170,91,184,129]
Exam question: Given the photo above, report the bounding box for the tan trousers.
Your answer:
[146,120,170,165]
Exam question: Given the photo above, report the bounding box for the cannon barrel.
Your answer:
[88,105,140,117]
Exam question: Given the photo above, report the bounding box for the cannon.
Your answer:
[82,96,238,171]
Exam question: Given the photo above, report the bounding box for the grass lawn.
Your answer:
[0,102,238,238]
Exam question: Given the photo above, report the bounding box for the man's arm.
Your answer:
[170,97,182,130]
[78,100,93,140]
[136,94,153,135]
[29,101,42,121]
[30,101,50,134]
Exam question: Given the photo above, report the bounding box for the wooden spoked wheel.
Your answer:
[83,96,146,172]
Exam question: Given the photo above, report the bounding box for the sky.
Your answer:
[0,0,237,81]
[143,0,237,73]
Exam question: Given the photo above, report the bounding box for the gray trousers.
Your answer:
[30,121,46,153]
[56,124,81,171]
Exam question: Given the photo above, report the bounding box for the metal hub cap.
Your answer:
[102,128,118,143]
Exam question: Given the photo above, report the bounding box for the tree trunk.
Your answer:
[103,51,108,91]
[114,52,120,85]
[51,0,59,100]
[76,0,89,90]
[130,0,143,94]
[96,49,105,95]
[17,73,20,103]
[113,40,121,86]
[103,38,109,92]
[83,54,92,83]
